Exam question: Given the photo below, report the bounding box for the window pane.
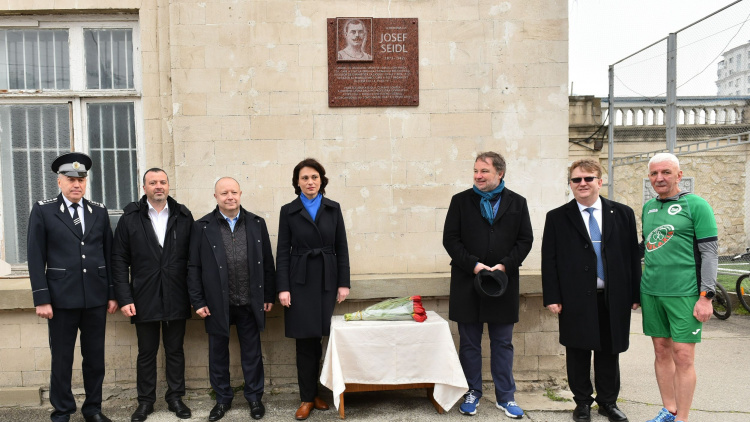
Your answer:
[23,31,39,89]
[55,30,69,89]
[0,29,70,90]
[0,104,71,264]
[87,102,137,211]
[114,103,131,148]
[84,29,133,90]
[7,31,24,88]
[39,31,55,89]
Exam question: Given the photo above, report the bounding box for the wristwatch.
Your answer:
[700,290,715,300]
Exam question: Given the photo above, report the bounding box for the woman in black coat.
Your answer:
[276,158,351,420]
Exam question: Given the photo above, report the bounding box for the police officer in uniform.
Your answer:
[27,152,118,422]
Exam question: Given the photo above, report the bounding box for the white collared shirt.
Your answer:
[62,195,85,234]
[147,200,169,247]
[577,197,604,289]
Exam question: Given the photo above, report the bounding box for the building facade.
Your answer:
[717,41,750,96]
[0,0,569,399]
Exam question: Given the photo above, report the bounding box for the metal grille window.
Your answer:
[0,16,141,266]
[84,29,134,90]
[0,104,71,263]
[0,29,70,90]
[87,102,137,210]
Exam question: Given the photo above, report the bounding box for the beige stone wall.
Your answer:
[0,0,568,271]
[163,0,569,272]
[611,150,748,255]
[0,0,569,394]
[0,294,565,391]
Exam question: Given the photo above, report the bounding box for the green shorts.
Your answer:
[641,293,702,343]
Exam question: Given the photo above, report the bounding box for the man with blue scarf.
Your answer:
[443,152,533,419]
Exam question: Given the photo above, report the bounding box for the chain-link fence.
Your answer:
[606,0,750,276]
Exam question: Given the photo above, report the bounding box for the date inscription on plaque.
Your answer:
[328,17,419,107]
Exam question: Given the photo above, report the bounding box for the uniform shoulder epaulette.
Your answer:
[37,197,57,205]
[88,200,106,208]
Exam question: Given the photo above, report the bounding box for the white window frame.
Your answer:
[0,14,144,267]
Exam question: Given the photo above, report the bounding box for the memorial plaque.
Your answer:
[328,17,419,107]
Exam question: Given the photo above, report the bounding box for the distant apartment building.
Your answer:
[717,41,750,95]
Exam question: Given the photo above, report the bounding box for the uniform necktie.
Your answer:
[71,202,83,237]
[585,207,604,280]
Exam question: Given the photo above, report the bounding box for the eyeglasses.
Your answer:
[570,176,598,183]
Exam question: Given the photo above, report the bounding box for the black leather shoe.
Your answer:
[209,403,231,421]
[131,403,154,422]
[249,401,265,420]
[84,414,112,422]
[598,403,628,422]
[572,403,591,421]
[168,399,192,419]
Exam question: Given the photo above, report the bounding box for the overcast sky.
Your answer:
[569,0,746,97]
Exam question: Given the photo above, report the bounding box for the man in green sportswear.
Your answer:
[641,153,718,422]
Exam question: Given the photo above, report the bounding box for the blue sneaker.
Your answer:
[647,407,676,422]
[496,401,524,419]
[459,390,479,415]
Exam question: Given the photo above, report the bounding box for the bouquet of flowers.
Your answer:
[344,296,427,322]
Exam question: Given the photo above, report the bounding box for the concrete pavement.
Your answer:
[1,310,748,421]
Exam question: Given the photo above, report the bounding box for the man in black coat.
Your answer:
[27,152,118,422]
[187,177,276,421]
[541,159,640,422]
[443,152,533,419]
[112,168,194,421]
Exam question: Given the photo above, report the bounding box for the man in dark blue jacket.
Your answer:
[28,152,118,422]
[112,168,194,422]
[187,177,276,421]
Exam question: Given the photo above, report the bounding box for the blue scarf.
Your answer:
[473,180,505,224]
[300,193,322,221]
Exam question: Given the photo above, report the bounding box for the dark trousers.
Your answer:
[566,291,620,406]
[296,338,322,402]
[48,305,107,422]
[457,321,516,403]
[208,305,264,404]
[135,319,187,405]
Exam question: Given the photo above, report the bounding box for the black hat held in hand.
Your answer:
[474,269,508,298]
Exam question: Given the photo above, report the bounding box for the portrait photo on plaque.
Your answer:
[337,17,373,61]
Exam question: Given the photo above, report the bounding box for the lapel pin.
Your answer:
[87,205,93,214]
[59,203,65,213]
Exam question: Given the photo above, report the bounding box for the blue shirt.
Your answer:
[220,210,240,232]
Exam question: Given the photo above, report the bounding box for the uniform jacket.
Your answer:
[187,207,276,337]
[28,194,113,308]
[276,196,350,338]
[112,195,194,323]
[442,187,533,324]
[541,197,641,353]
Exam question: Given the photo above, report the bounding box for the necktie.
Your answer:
[71,203,83,237]
[585,207,604,280]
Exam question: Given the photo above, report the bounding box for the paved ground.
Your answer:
[1,311,748,421]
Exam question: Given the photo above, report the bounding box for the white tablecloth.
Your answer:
[320,311,468,411]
